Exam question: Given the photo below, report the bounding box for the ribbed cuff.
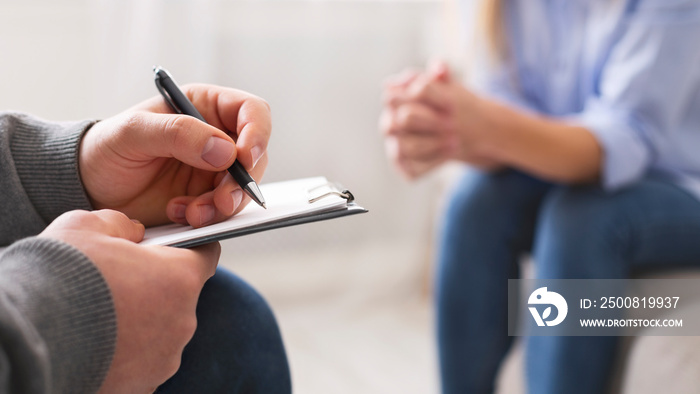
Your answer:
[10,113,95,222]
[0,237,116,392]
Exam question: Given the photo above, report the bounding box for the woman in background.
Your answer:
[381,0,700,392]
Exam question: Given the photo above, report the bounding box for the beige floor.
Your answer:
[220,240,440,394]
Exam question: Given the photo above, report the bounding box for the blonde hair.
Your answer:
[478,0,508,63]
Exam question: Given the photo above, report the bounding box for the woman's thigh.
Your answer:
[438,169,553,265]
[533,176,700,279]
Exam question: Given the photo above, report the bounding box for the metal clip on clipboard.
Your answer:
[307,182,355,204]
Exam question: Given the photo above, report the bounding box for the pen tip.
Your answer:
[262,202,267,209]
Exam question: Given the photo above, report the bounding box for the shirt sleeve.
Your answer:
[0,112,96,245]
[572,0,700,190]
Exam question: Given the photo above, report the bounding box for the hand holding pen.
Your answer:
[154,66,266,209]
[79,72,270,228]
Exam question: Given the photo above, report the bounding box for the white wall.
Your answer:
[0,0,454,256]
[1,2,463,391]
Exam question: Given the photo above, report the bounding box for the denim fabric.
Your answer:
[157,267,291,394]
[436,170,700,394]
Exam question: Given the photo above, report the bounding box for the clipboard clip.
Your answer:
[307,182,354,203]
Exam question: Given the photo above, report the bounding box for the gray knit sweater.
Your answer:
[0,112,116,393]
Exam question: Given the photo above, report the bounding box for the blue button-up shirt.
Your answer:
[467,0,700,194]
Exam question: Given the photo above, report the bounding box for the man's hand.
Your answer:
[380,62,502,179]
[39,209,219,392]
[80,84,270,228]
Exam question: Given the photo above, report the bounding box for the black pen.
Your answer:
[153,66,267,209]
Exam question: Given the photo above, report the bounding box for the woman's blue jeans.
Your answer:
[157,267,291,393]
[437,170,700,394]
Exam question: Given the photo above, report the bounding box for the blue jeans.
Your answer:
[157,267,291,393]
[436,170,700,394]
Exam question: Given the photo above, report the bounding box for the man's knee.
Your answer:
[159,268,291,393]
[199,269,283,341]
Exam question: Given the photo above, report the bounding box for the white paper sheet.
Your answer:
[140,176,350,246]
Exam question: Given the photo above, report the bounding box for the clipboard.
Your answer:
[140,177,367,248]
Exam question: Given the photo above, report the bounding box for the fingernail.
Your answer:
[201,137,235,168]
[198,204,216,226]
[131,219,142,225]
[231,189,243,211]
[172,203,187,221]
[250,145,263,169]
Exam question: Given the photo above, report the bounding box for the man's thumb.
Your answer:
[92,209,146,243]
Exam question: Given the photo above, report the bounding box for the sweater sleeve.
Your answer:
[0,112,116,392]
[0,112,95,245]
[0,238,116,393]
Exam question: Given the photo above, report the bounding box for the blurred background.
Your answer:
[0,0,472,392]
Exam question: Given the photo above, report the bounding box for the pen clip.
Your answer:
[154,68,182,115]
